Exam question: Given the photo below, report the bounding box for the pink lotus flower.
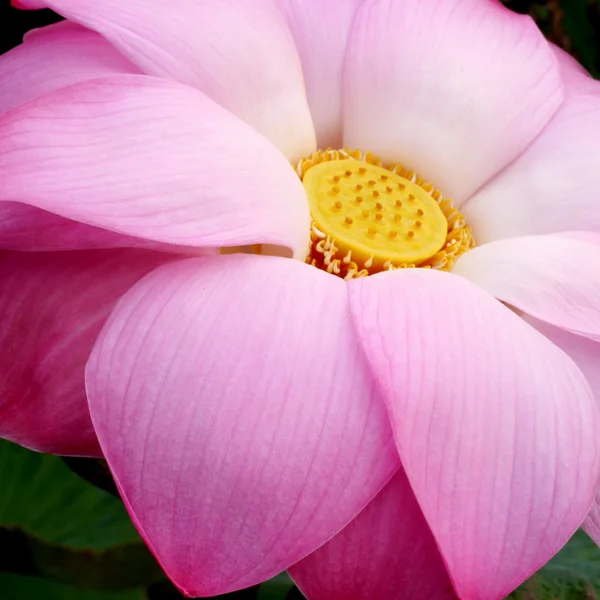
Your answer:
[2,0,600,598]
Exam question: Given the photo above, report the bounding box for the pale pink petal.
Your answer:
[463,91,600,242]
[0,20,139,115]
[551,44,600,97]
[584,490,600,549]
[86,254,400,596]
[13,0,315,162]
[524,316,600,550]
[0,75,310,258]
[524,316,600,399]
[0,202,136,251]
[289,470,456,600]
[348,268,600,600]
[280,0,362,149]
[343,0,562,203]
[452,233,600,341]
[0,202,221,253]
[0,21,157,250]
[0,248,171,457]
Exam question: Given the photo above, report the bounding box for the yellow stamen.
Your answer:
[298,148,475,279]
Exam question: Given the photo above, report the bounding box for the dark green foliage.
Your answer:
[0,573,145,600]
[0,440,164,590]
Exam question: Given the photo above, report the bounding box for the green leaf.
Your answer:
[257,573,295,600]
[0,439,164,590]
[509,530,600,599]
[61,456,119,498]
[0,573,146,600]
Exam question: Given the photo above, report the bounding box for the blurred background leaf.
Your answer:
[0,439,164,591]
[257,574,295,600]
[0,573,145,600]
[508,530,600,599]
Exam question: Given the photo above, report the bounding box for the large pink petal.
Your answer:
[0,75,310,258]
[0,20,139,115]
[0,21,159,251]
[452,233,600,341]
[0,248,171,457]
[0,202,220,253]
[524,317,600,549]
[348,269,600,600]
[289,470,456,600]
[12,0,315,162]
[280,0,362,149]
[463,91,600,242]
[86,255,400,596]
[343,0,563,204]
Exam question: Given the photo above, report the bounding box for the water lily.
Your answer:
[2,0,600,598]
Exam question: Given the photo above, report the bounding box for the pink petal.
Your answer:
[463,91,600,242]
[526,317,600,398]
[280,0,362,149]
[348,268,600,600]
[0,248,171,456]
[584,490,600,550]
[343,0,562,204]
[13,0,315,162]
[552,44,600,97]
[524,317,600,550]
[0,21,160,251]
[452,233,600,341]
[0,75,310,258]
[0,20,139,115]
[289,469,456,600]
[86,254,400,596]
[0,202,220,253]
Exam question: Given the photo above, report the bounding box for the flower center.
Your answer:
[297,149,475,279]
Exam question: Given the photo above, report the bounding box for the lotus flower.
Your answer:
[2,0,600,598]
